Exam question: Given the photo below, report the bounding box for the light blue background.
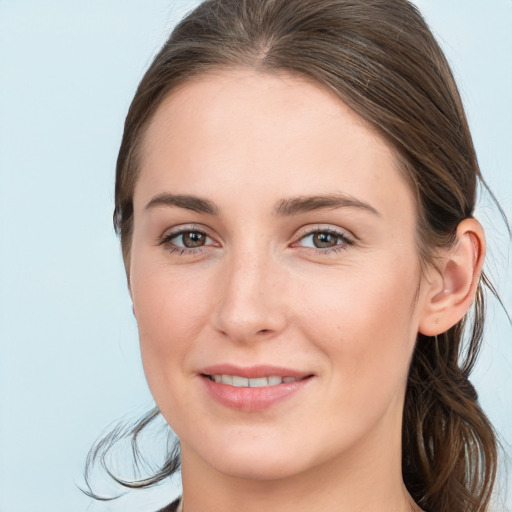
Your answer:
[0,1,510,511]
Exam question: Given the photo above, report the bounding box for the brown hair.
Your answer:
[90,1,503,510]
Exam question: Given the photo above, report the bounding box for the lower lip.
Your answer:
[202,376,312,412]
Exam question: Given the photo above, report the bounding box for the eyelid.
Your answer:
[156,224,220,247]
[156,223,355,253]
[292,224,356,243]
[289,224,356,255]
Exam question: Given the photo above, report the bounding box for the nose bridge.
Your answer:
[214,243,286,342]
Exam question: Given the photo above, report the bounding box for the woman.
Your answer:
[87,1,506,511]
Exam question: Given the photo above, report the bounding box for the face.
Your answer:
[129,68,431,482]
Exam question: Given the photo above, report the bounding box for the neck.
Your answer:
[179,421,418,512]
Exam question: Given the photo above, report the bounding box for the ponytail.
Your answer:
[403,279,498,512]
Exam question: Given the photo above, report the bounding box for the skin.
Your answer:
[128,69,484,512]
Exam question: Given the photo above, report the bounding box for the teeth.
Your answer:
[232,375,249,387]
[221,374,233,385]
[210,374,299,387]
[249,377,268,387]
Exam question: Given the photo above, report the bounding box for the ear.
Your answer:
[127,277,136,317]
[418,218,486,336]
[126,259,136,317]
[129,289,138,318]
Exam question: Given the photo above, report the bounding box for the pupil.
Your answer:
[313,232,336,248]
[184,231,205,248]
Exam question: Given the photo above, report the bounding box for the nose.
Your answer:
[213,249,288,344]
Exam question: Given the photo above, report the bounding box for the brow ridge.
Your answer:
[145,193,219,215]
[273,194,380,216]
[144,192,379,217]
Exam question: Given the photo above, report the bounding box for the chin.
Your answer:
[186,426,341,483]
[210,449,310,482]
[178,427,311,482]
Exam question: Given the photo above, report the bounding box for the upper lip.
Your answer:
[199,364,313,379]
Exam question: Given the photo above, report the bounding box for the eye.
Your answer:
[158,227,218,253]
[295,227,354,252]
[172,230,210,248]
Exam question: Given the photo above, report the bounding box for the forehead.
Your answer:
[135,68,414,224]
[141,68,387,164]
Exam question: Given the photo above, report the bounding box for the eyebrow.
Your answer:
[145,193,219,215]
[273,194,380,217]
[144,192,380,217]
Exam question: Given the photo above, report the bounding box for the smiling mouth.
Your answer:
[203,374,311,387]
[201,370,314,411]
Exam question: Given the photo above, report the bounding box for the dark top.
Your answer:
[156,497,181,512]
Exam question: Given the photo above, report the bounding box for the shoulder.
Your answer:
[156,496,182,512]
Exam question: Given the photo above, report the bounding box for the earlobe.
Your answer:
[418,218,486,336]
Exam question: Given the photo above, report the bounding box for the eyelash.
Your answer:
[158,226,216,255]
[157,226,354,255]
[293,226,354,254]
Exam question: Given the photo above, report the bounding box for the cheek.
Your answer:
[130,258,214,398]
[300,258,420,393]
